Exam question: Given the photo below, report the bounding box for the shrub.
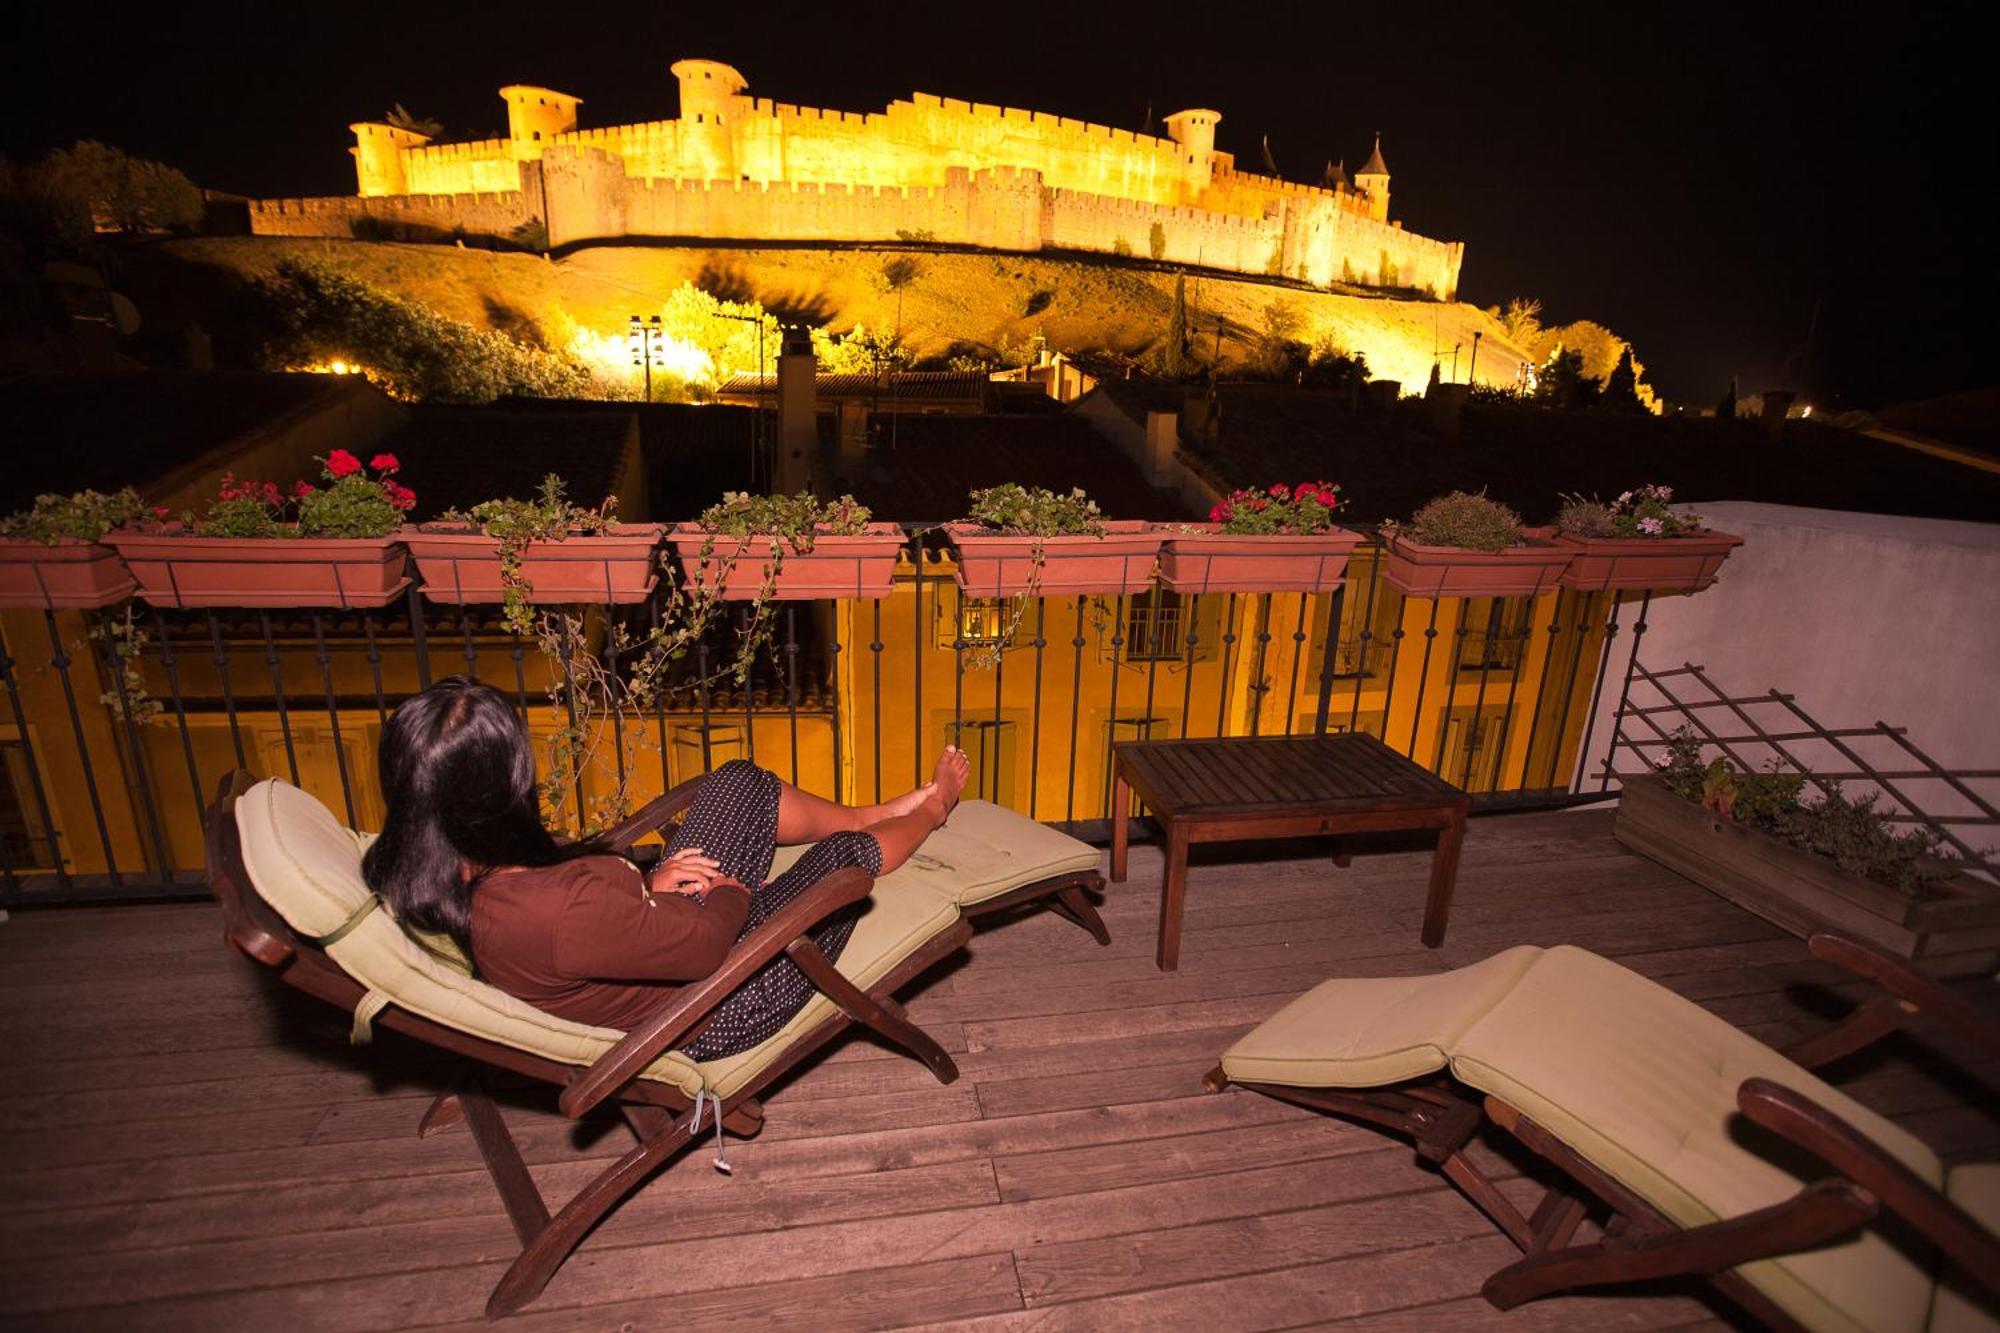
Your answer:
[1607,483,1702,537]
[697,491,872,542]
[2,488,152,543]
[1656,728,1953,892]
[1148,221,1166,260]
[193,453,413,539]
[509,218,548,252]
[1403,490,1523,551]
[1553,493,1615,538]
[1112,237,1134,258]
[1209,482,1342,534]
[437,474,615,634]
[963,484,1104,537]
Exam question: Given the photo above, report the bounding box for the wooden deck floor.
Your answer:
[3,809,1998,1331]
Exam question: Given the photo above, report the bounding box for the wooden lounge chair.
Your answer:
[1204,934,2000,1332]
[203,771,1103,1317]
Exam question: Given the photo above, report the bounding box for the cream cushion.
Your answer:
[1222,945,1949,1333]
[236,779,962,1102]
[766,798,1100,909]
[1931,1165,2000,1331]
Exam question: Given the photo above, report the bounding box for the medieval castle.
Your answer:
[251,59,1464,298]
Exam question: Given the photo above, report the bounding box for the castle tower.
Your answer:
[500,85,582,159]
[671,58,748,181]
[1354,134,1391,221]
[349,122,431,196]
[1163,108,1221,200]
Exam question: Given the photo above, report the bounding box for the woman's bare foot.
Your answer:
[925,745,971,825]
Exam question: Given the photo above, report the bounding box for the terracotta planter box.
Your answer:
[1614,774,2000,962]
[105,530,410,609]
[1556,529,1744,593]
[0,539,136,610]
[1158,525,1362,594]
[407,525,665,605]
[947,522,1164,597]
[1380,528,1571,600]
[668,524,907,601]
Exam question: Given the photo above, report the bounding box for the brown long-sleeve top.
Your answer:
[469,855,752,1030]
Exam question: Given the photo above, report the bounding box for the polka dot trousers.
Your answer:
[669,760,880,1061]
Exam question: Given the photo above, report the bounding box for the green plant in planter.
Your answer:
[1655,727,1954,892]
[1553,493,1616,538]
[1396,490,1524,551]
[1,488,152,543]
[191,452,413,538]
[1208,481,1343,533]
[1608,483,1702,537]
[687,490,875,684]
[964,483,1105,536]
[438,474,617,636]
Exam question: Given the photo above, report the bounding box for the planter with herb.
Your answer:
[947,484,1163,597]
[1160,481,1360,593]
[105,452,415,608]
[1615,730,1999,960]
[1553,485,1743,592]
[407,475,665,634]
[1379,490,1570,599]
[667,492,903,602]
[0,489,150,609]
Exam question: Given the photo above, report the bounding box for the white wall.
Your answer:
[1577,502,2000,821]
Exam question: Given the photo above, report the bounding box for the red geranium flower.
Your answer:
[387,483,418,511]
[369,453,400,474]
[151,505,170,520]
[292,481,316,500]
[325,449,362,478]
[1209,502,1231,523]
[1268,483,1289,498]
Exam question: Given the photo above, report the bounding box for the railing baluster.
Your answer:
[1487,599,1534,792]
[1546,593,1613,790]
[46,610,120,885]
[459,604,479,680]
[151,609,206,825]
[1246,594,1272,737]
[1215,593,1238,736]
[1587,592,1650,792]
[1312,586,1343,736]
[603,607,628,800]
[784,605,801,787]
[989,601,1006,804]
[362,611,390,728]
[0,623,68,887]
[1066,595,1085,823]
[406,584,433,688]
[1431,599,1470,774]
[1102,593,1125,817]
[737,606,756,764]
[1406,598,1442,759]
[557,616,587,822]
[207,613,247,768]
[826,602,842,801]
[1460,600,1503,790]
[309,612,357,827]
[1377,600,1407,746]
[869,597,883,804]
[1179,592,1199,739]
[259,612,300,786]
[94,610,172,880]
[911,532,925,790]
[696,641,714,773]
[1348,553,1382,733]
[1028,597,1046,820]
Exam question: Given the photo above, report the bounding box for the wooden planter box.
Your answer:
[1380,528,1571,600]
[105,530,410,609]
[0,539,136,609]
[1158,526,1363,594]
[947,522,1164,597]
[1614,774,2000,960]
[1557,530,1744,593]
[667,524,907,601]
[407,525,665,605]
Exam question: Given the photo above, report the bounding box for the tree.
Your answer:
[384,104,444,139]
[1602,346,1642,411]
[1491,297,1545,353]
[1533,344,1598,412]
[1717,376,1738,421]
[1163,272,1188,379]
[249,259,593,403]
[1148,220,1167,261]
[38,141,202,234]
[1300,338,1367,391]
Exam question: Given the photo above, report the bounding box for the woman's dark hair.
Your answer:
[363,677,600,956]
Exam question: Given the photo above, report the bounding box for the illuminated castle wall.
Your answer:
[252,59,1465,297]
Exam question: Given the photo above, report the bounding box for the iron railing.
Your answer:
[1,528,1643,905]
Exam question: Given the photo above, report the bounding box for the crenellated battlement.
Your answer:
[258,55,1463,297]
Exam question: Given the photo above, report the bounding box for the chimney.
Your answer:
[775,325,817,494]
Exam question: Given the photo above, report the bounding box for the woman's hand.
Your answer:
[649,848,723,896]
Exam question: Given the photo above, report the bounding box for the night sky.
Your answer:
[8,2,1990,409]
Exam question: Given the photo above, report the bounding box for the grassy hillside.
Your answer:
[140,237,1533,392]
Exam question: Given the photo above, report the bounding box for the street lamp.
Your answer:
[1468,329,1482,386]
[713,311,769,489]
[628,315,665,403]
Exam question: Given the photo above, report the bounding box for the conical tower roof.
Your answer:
[1323,158,1351,189]
[1358,133,1389,177]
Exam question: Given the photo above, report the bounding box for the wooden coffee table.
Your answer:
[1110,734,1471,970]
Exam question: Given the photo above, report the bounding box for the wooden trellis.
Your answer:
[1602,660,1999,878]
